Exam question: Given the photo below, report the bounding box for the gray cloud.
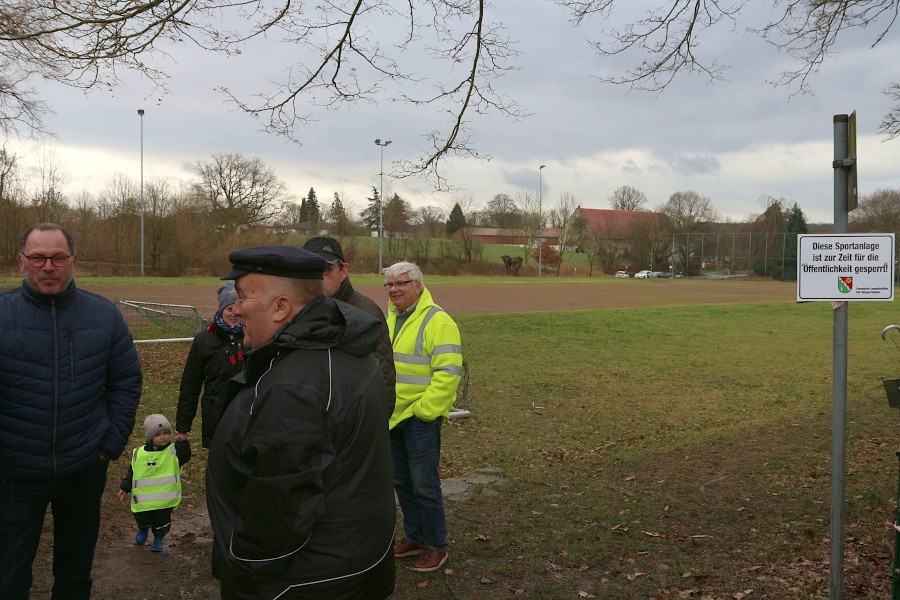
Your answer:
[12,1,900,224]
[668,154,722,176]
[622,159,642,173]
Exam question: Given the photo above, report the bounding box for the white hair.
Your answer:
[383,261,423,285]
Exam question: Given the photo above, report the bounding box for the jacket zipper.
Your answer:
[51,298,59,477]
[68,335,74,381]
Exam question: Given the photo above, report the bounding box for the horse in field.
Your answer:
[501,255,523,276]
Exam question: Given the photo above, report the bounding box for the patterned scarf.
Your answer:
[214,311,243,341]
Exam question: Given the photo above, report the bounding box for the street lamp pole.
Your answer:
[538,164,545,277]
[374,138,391,274]
[138,109,145,277]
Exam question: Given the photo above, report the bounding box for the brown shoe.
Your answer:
[412,548,448,572]
[394,539,425,557]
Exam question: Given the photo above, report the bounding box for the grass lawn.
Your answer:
[125,296,900,598]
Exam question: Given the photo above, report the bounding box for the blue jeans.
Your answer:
[390,417,447,552]
[0,460,108,600]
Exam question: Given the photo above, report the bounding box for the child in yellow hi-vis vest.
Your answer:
[117,414,191,552]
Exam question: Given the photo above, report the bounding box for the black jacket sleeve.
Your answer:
[176,333,207,433]
[174,439,192,466]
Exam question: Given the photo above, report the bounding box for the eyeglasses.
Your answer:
[21,253,72,268]
[383,280,413,289]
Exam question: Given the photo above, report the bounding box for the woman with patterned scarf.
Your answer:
[175,282,245,448]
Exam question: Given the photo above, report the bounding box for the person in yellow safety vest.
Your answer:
[117,414,191,552]
[384,261,463,574]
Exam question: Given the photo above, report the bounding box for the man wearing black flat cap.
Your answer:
[206,245,395,600]
[303,236,395,415]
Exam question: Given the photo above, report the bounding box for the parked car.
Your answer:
[615,271,629,278]
[651,271,669,278]
[634,270,652,279]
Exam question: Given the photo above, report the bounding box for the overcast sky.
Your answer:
[9,1,900,224]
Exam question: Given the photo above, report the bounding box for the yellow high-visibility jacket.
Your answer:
[387,287,463,429]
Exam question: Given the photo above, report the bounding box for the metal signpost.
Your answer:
[798,112,895,599]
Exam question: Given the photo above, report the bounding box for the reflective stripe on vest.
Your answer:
[393,307,462,385]
[133,490,182,503]
[130,445,182,512]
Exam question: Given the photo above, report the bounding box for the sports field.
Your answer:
[22,276,899,598]
[82,277,795,318]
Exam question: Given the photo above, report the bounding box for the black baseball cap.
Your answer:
[302,236,345,263]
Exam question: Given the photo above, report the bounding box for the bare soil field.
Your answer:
[84,278,796,317]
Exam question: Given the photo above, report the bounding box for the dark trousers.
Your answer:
[134,506,174,537]
[390,417,448,552]
[0,460,108,600]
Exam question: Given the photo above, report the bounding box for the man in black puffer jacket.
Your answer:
[0,223,142,599]
[206,245,395,600]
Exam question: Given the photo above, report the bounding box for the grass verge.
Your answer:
[83,299,900,598]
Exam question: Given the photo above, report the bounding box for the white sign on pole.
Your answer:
[797,233,895,301]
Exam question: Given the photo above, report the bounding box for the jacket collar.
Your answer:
[21,279,77,307]
[333,277,355,302]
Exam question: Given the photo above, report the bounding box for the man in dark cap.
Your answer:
[205,245,395,600]
[303,236,395,415]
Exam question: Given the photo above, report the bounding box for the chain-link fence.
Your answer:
[672,232,799,280]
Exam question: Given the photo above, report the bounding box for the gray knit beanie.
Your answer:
[217,281,238,313]
[143,414,173,444]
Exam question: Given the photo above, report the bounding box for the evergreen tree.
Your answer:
[446,202,466,235]
[784,202,808,261]
[306,188,320,224]
[328,191,351,236]
[383,193,412,235]
[297,196,310,224]
[361,186,381,230]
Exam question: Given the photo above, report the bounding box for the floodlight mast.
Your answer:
[138,109,145,277]
[538,165,545,276]
[374,139,392,274]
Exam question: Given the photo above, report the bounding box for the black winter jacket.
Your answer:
[206,295,395,600]
[0,281,142,479]
[332,277,396,415]
[176,323,244,447]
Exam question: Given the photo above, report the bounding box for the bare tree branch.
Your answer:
[755,0,898,93]
[0,0,524,189]
[559,0,900,137]
[0,60,53,138]
[607,185,648,211]
[6,0,899,182]
[192,153,292,230]
[565,0,742,91]
[881,82,900,139]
